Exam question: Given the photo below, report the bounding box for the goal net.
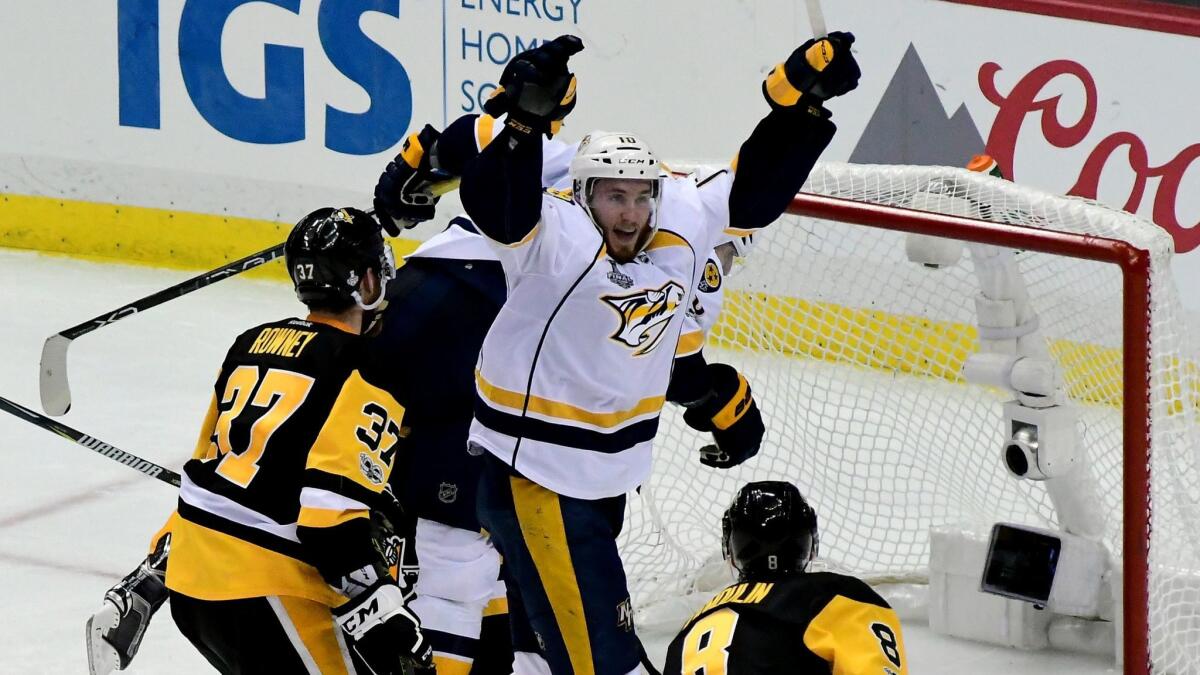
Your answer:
[619,161,1200,674]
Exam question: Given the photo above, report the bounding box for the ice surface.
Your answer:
[0,250,1116,673]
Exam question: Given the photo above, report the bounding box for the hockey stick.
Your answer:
[805,0,827,37]
[39,177,461,416]
[0,394,181,487]
[38,244,285,416]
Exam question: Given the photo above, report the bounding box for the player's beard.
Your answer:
[605,217,652,263]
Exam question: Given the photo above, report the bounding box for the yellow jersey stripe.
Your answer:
[475,370,664,429]
[433,655,473,675]
[165,515,344,606]
[644,229,689,251]
[483,596,509,617]
[723,226,758,237]
[675,329,705,357]
[476,115,497,151]
[511,476,594,675]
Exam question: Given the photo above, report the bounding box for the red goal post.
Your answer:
[789,189,1153,673]
[621,161,1194,674]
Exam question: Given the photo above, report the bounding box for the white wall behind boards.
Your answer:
[1,0,1198,302]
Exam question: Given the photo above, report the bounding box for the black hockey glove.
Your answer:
[374,124,447,236]
[682,363,764,469]
[86,533,171,675]
[370,481,417,595]
[483,35,582,139]
[764,32,860,115]
[334,563,432,675]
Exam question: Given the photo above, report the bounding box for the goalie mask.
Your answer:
[722,481,819,581]
[285,207,395,311]
[570,131,663,257]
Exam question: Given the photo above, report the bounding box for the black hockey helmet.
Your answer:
[722,481,819,580]
[284,207,394,310]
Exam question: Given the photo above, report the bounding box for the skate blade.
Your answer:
[85,605,121,675]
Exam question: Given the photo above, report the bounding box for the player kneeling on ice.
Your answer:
[86,208,431,675]
[664,482,909,675]
[456,30,859,675]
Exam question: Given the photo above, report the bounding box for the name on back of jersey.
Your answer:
[247,324,320,358]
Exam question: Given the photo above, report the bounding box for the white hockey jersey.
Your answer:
[468,169,739,499]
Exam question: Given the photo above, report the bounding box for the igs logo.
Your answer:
[118,0,412,155]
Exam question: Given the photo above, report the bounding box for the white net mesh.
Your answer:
[618,162,1200,672]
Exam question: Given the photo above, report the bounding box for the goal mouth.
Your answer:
[620,162,1200,674]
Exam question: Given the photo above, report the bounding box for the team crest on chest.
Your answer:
[601,281,686,356]
[699,259,722,292]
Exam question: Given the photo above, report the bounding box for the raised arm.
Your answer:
[459,35,581,243]
[728,32,861,231]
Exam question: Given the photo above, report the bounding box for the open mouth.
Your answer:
[611,224,640,244]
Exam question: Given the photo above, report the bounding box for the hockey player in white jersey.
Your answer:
[454,33,860,675]
[372,114,763,675]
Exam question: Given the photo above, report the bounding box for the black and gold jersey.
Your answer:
[664,572,908,675]
[165,316,405,608]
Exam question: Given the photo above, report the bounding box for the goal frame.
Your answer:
[786,190,1152,673]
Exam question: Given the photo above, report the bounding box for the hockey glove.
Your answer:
[374,124,446,236]
[483,35,582,138]
[86,534,171,675]
[764,32,860,114]
[682,363,764,469]
[370,482,417,595]
[334,563,432,675]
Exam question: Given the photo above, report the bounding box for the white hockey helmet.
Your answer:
[569,131,664,247]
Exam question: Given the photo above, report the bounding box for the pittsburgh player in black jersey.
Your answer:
[664,482,908,675]
[86,207,431,675]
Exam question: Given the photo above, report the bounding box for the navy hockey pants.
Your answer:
[476,453,646,675]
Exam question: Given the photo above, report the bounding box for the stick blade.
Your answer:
[40,334,73,416]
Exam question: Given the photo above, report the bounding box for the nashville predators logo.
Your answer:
[602,281,686,356]
[699,260,722,292]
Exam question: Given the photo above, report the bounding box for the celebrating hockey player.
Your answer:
[454,32,860,675]
[372,109,771,675]
[86,208,431,675]
[664,482,908,675]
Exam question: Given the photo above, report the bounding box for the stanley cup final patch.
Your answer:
[607,260,634,289]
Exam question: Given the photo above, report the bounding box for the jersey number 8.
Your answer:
[681,609,739,675]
